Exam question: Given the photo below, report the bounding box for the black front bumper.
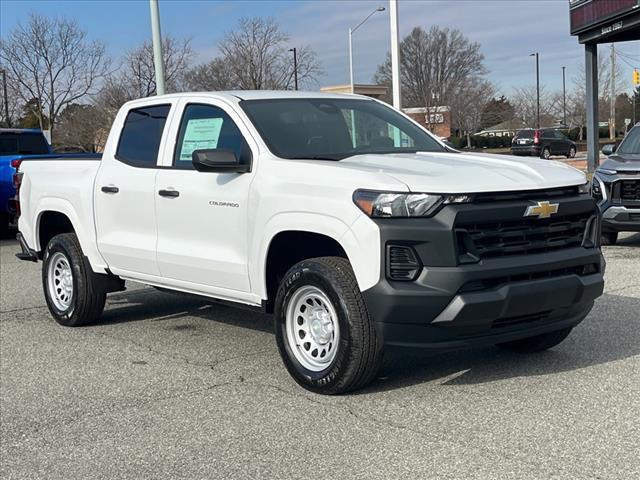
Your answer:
[361,193,604,349]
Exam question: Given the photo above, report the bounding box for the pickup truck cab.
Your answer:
[17,91,604,394]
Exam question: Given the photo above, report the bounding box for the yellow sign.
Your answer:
[634,69,640,86]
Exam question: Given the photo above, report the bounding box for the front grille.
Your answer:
[619,180,640,201]
[492,311,552,329]
[458,263,599,293]
[457,213,590,259]
[473,186,579,203]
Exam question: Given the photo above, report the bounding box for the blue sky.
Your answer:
[1,0,638,96]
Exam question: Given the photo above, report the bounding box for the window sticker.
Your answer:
[179,117,223,161]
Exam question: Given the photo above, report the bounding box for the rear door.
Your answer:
[154,98,256,294]
[94,103,173,277]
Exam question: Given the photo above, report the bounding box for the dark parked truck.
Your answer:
[594,123,640,245]
[16,91,605,394]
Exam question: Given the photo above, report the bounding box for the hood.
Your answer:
[599,154,640,173]
[340,151,586,193]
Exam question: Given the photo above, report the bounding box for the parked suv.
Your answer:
[593,123,640,245]
[511,128,577,159]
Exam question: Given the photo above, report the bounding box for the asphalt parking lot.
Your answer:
[1,235,639,480]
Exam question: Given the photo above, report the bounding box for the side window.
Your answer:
[116,104,171,167]
[174,104,251,169]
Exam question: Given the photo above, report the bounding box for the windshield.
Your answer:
[0,131,50,155]
[617,126,640,155]
[240,98,445,160]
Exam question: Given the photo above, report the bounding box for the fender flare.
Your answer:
[252,212,379,299]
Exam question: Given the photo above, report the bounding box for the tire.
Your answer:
[0,213,9,239]
[274,256,383,395]
[541,147,551,159]
[496,327,572,353]
[42,233,107,327]
[601,231,618,246]
[567,146,576,158]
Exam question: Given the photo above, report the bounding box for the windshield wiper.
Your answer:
[292,155,343,161]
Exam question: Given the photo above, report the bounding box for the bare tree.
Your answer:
[102,36,192,107]
[53,103,109,152]
[374,26,487,126]
[450,79,495,147]
[218,17,321,90]
[0,14,109,135]
[184,58,236,91]
[511,85,554,128]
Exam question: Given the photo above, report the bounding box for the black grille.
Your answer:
[386,245,421,281]
[457,213,590,259]
[458,263,599,293]
[492,311,552,329]
[619,180,640,201]
[473,186,579,203]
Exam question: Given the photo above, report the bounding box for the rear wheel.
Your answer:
[0,213,9,239]
[496,327,572,353]
[601,231,618,246]
[567,146,576,158]
[275,257,382,394]
[541,147,551,159]
[42,233,107,326]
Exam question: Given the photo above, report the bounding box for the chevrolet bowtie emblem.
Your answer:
[524,201,559,219]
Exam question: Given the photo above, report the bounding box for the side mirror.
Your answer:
[601,144,616,156]
[192,149,249,173]
[443,140,454,149]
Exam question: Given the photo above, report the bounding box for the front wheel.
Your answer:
[496,327,572,353]
[274,257,382,394]
[42,233,107,326]
[567,146,576,158]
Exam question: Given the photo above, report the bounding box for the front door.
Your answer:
[95,103,172,277]
[154,99,256,293]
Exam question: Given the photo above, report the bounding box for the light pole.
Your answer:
[149,0,166,95]
[0,69,10,127]
[562,66,566,127]
[349,6,385,94]
[289,48,298,91]
[530,52,540,128]
[389,0,401,110]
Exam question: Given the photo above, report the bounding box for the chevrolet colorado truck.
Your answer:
[16,91,604,394]
[594,123,640,245]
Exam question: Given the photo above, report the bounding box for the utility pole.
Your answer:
[562,66,566,127]
[149,0,166,95]
[530,52,540,128]
[289,48,298,91]
[389,0,402,110]
[0,69,10,127]
[609,43,615,140]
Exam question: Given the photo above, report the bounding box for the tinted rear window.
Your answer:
[515,130,534,139]
[0,132,50,155]
[116,105,171,167]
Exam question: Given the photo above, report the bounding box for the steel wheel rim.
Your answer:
[47,252,74,311]
[543,148,550,159]
[285,285,340,372]
[569,147,576,158]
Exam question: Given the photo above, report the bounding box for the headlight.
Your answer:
[578,182,591,194]
[353,190,472,218]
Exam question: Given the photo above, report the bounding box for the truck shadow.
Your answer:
[359,292,640,393]
[100,287,639,394]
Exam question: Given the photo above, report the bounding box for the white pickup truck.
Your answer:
[16,91,604,394]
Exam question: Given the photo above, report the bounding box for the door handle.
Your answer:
[158,189,180,198]
[101,185,119,194]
